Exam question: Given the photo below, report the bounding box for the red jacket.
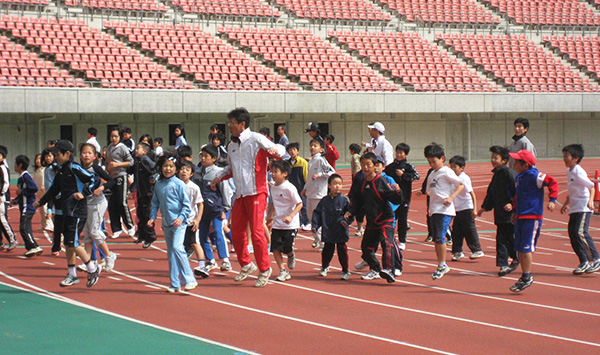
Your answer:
[325,144,339,169]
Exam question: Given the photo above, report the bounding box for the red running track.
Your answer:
[1,158,600,354]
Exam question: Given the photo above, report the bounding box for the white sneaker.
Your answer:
[319,267,329,277]
[361,270,381,280]
[452,252,464,261]
[355,260,369,270]
[111,230,123,239]
[77,263,88,272]
[394,269,402,276]
[470,251,485,259]
[340,271,351,280]
[205,260,218,271]
[105,253,117,272]
[355,228,365,237]
[184,281,198,291]
[311,239,320,248]
[234,262,258,282]
[276,269,291,281]
[301,223,311,231]
[254,268,272,287]
[398,242,406,251]
[127,226,136,237]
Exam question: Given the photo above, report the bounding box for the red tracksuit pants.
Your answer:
[230,193,270,272]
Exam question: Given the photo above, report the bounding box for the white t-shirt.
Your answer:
[453,172,474,212]
[426,166,463,216]
[567,164,594,214]
[271,180,302,230]
[86,136,102,155]
[154,146,163,156]
[185,180,204,224]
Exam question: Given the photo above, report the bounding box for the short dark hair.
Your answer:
[277,124,286,132]
[0,145,7,159]
[325,134,335,143]
[309,138,324,149]
[328,173,343,185]
[259,127,271,137]
[270,159,291,177]
[139,134,153,147]
[87,127,97,136]
[137,142,151,153]
[395,143,410,155]
[201,144,218,158]
[41,148,53,167]
[15,155,30,170]
[489,145,509,162]
[562,144,584,163]
[514,117,530,130]
[360,152,378,165]
[449,155,466,168]
[424,143,444,159]
[287,142,300,152]
[349,143,361,155]
[210,124,220,132]
[155,137,163,145]
[228,107,251,129]
[179,159,196,174]
[121,127,132,135]
[212,132,226,146]
[109,127,122,141]
[177,145,193,159]
[46,139,56,146]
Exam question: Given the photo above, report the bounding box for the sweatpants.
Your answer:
[568,212,600,264]
[51,214,63,253]
[19,212,38,250]
[136,195,155,243]
[0,202,16,244]
[199,217,229,260]
[496,222,518,267]
[361,225,402,272]
[108,176,133,233]
[306,197,322,242]
[164,224,195,289]
[451,209,483,254]
[321,242,348,272]
[395,203,410,244]
[230,193,270,272]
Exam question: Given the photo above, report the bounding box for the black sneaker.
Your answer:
[573,262,590,275]
[379,269,396,283]
[510,276,534,292]
[498,266,511,277]
[586,260,600,274]
[424,235,433,242]
[143,241,153,249]
[86,264,102,287]
[60,274,80,287]
[194,266,210,278]
[133,238,144,244]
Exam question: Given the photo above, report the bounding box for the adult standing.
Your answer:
[508,117,536,169]
[277,124,290,160]
[362,122,394,166]
[106,127,135,238]
[212,108,285,287]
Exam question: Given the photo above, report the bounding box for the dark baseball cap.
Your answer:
[49,139,74,153]
[304,122,319,133]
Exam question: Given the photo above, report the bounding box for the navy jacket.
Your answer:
[312,193,353,243]
[480,165,516,224]
[39,160,94,218]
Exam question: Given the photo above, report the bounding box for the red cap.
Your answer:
[509,149,536,166]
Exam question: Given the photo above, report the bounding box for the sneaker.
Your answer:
[510,276,534,292]
[379,269,396,283]
[166,287,179,293]
[220,261,232,271]
[318,245,324,253]
[24,247,42,257]
[573,262,590,274]
[59,274,80,287]
[205,260,218,272]
[508,260,520,273]
[186,249,194,258]
[86,264,102,287]
[498,266,511,277]
[398,242,406,251]
[585,260,600,274]
[452,252,464,261]
[6,242,17,252]
[319,267,329,277]
[311,239,320,248]
[77,263,88,272]
[341,271,351,280]
[287,253,296,270]
[355,260,369,270]
[184,281,198,291]
[52,251,60,257]
[394,269,402,277]
[406,223,411,230]
[143,240,153,249]
[111,230,123,239]
[254,267,272,287]
[105,253,117,272]
[432,265,450,280]
[127,226,136,237]
[470,251,485,259]
[361,270,381,280]
[133,238,144,244]
[446,238,453,246]
[424,235,433,242]
[301,224,311,231]
[32,246,43,256]
[234,262,258,282]
[276,269,291,281]
[355,228,364,237]
[194,266,210,278]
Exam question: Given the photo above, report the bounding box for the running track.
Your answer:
[2,159,600,354]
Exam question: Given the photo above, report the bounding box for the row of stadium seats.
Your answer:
[542,35,600,80]
[380,0,501,25]
[171,0,280,17]
[274,0,391,21]
[482,0,600,26]
[64,0,167,13]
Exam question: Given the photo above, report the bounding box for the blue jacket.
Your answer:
[312,193,353,244]
[515,167,559,219]
[15,171,38,215]
[150,176,191,228]
[39,160,94,218]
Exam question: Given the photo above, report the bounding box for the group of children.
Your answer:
[1,116,599,294]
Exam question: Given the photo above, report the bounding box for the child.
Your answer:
[266,160,303,282]
[313,174,352,280]
[346,153,403,283]
[415,143,464,280]
[178,160,209,279]
[121,127,135,153]
[33,153,51,234]
[12,155,42,257]
[287,143,310,229]
[211,132,228,168]
[324,134,340,169]
[148,154,197,293]
[193,144,232,274]
[560,144,600,274]
[508,149,558,292]
[384,143,419,250]
[133,142,157,248]
[35,140,101,287]
[376,156,402,276]
[42,148,61,256]
[177,145,193,162]
[448,155,484,261]
[477,146,519,276]
[174,124,187,150]
[302,139,335,250]
[349,144,366,238]
[0,145,17,251]
[79,143,118,272]
[154,137,164,157]
[508,117,536,169]
[106,127,135,239]
[349,143,362,178]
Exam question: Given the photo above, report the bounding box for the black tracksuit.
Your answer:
[384,159,419,243]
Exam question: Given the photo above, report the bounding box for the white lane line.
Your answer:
[107,276,122,281]
[144,284,161,290]
[0,273,255,355]
[140,258,154,262]
[42,262,55,266]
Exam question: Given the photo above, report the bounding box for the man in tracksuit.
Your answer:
[212,108,285,288]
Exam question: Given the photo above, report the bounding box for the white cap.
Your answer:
[367,122,385,133]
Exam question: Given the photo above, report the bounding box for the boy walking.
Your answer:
[313,174,353,280]
[266,160,303,282]
[560,144,600,274]
[0,146,17,251]
[12,155,42,256]
[287,143,310,229]
[133,142,157,248]
[416,143,464,280]
[448,156,484,261]
[508,149,558,292]
[477,146,519,276]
